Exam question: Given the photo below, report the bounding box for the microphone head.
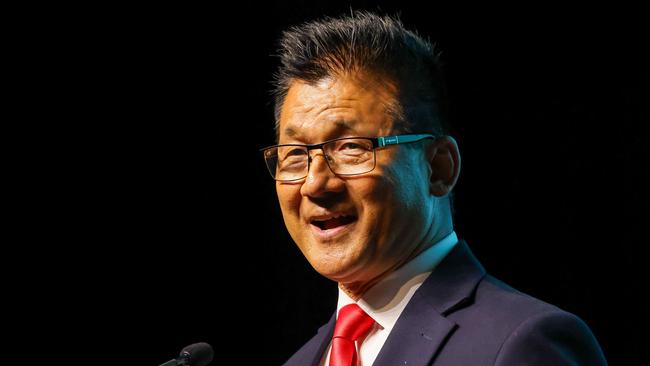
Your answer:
[180,342,214,366]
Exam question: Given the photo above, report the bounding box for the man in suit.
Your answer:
[261,11,607,365]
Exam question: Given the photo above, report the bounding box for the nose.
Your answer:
[300,152,345,198]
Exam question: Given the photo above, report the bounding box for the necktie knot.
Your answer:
[329,304,375,366]
[333,304,375,341]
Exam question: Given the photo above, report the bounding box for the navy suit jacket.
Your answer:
[283,240,607,365]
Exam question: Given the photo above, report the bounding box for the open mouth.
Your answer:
[311,215,357,231]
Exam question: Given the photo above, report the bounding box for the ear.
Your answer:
[425,136,461,197]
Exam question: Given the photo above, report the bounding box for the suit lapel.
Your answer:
[373,240,486,366]
[284,313,335,366]
[372,293,458,366]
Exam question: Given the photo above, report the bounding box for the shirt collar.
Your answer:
[336,231,458,332]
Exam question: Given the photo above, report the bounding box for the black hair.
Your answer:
[272,11,449,141]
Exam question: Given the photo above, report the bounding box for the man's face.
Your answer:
[276,73,436,287]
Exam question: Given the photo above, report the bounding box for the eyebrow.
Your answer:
[284,120,357,139]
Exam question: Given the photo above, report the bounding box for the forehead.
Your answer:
[278,73,398,143]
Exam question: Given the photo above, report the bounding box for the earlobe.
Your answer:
[427,136,461,197]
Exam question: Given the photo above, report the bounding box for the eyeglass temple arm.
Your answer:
[377,134,436,148]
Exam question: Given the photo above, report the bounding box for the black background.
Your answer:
[28,1,646,365]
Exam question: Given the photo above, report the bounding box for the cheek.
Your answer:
[355,176,396,231]
[386,153,430,202]
[276,185,302,219]
[361,160,428,231]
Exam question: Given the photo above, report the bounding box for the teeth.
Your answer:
[312,214,350,222]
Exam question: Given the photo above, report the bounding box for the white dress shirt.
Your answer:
[321,231,458,365]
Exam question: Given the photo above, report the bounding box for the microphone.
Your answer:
[158,342,214,366]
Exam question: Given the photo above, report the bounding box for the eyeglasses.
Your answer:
[261,134,435,182]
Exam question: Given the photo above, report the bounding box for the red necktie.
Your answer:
[329,304,376,366]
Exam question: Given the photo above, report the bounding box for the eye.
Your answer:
[286,148,307,156]
[334,140,372,155]
[279,147,307,160]
[340,142,364,150]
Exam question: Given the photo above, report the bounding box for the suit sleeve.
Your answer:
[493,309,607,365]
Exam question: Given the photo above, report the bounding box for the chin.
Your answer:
[310,251,369,283]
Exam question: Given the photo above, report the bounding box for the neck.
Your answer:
[339,199,455,300]
[339,228,454,301]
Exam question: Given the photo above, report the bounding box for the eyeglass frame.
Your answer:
[260,133,436,182]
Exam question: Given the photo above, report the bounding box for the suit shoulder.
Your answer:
[471,276,607,365]
[493,307,607,365]
[476,275,561,317]
[451,275,584,344]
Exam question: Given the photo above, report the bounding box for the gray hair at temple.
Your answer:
[271,11,450,142]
